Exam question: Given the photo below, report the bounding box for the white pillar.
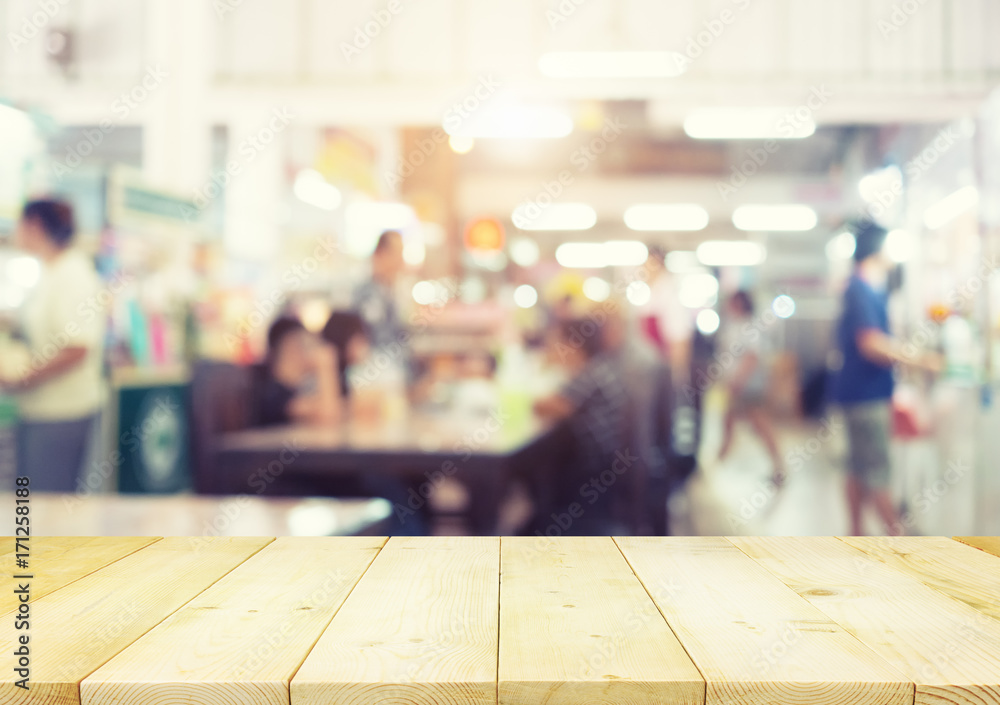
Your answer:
[222,109,288,262]
[141,0,212,194]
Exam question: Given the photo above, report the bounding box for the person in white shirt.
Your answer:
[637,247,693,383]
[0,199,106,491]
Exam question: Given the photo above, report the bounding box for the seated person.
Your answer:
[258,316,339,426]
[320,311,371,399]
[532,317,631,535]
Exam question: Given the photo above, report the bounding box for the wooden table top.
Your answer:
[0,493,393,537]
[2,536,1000,704]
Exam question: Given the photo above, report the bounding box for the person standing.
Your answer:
[0,199,106,491]
[351,230,407,356]
[638,246,693,382]
[717,291,785,485]
[831,222,940,536]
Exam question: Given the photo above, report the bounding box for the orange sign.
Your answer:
[464,218,505,252]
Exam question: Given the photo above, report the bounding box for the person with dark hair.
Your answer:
[832,221,941,535]
[350,230,408,362]
[533,312,631,534]
[320,310,370,397]
[0,199,106,491]
[717,290,784,485]
[257,315,339,426]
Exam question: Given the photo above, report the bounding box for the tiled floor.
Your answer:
[671,386,999,537]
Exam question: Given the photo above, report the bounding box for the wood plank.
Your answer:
[497,536,704,705]
[81,537,384,705]
[0,537,271,705]
[0,537,160,615]
[843,537,1000,621]
[955,536,1000,559]
[732,536,1000,705]
[292,536,500,705]
[617,537,911,705]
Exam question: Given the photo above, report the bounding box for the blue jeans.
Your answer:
[16,414,99,492]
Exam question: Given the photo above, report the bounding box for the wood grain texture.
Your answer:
[954,537,1000,559]
[617,536,911,705]
[843,537,1000,621]
[498,536,704,705]
[292,536,500,705]
[81,537,385,705]
[732,536,1000,705]
[0,537,160,616]
[0,537,271,705]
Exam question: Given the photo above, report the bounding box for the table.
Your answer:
[214,411,558,534]
[2,536,1000,704]
[0,493,392,537]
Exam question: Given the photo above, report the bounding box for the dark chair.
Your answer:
[619,352,675,535]
[188,360,265,494]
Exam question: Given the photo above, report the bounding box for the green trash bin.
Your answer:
[0,395,18,489]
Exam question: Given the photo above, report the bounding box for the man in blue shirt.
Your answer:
[831,222,941,535]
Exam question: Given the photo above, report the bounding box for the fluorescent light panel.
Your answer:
[556,240,648,268]
[924,186,978,229]
[732,204,817,232]
[696,240,766,266]
[624,204,708,231]
[684,107,815,139]
[513,203,596,231]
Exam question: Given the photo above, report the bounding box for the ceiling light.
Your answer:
[513,203,596,231]
[825,231,856,260]
[696,309,720,334]
[684,108,815,139]
[732,205,817,232]
[539,51,687,79]
[666,251,705,274]
[556,240,648,268]
[924,186,978,230]
[624,204,708,231]
[514,284,538,308]
[293,169,342,211]
[885,229,916,263]
[626,281,651,306]
[509,237,540,266]
[449,135,475,154]
[772,295,795,318]
[696,241,766,266]
[583,277,611,302]
[679,273,719,308]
